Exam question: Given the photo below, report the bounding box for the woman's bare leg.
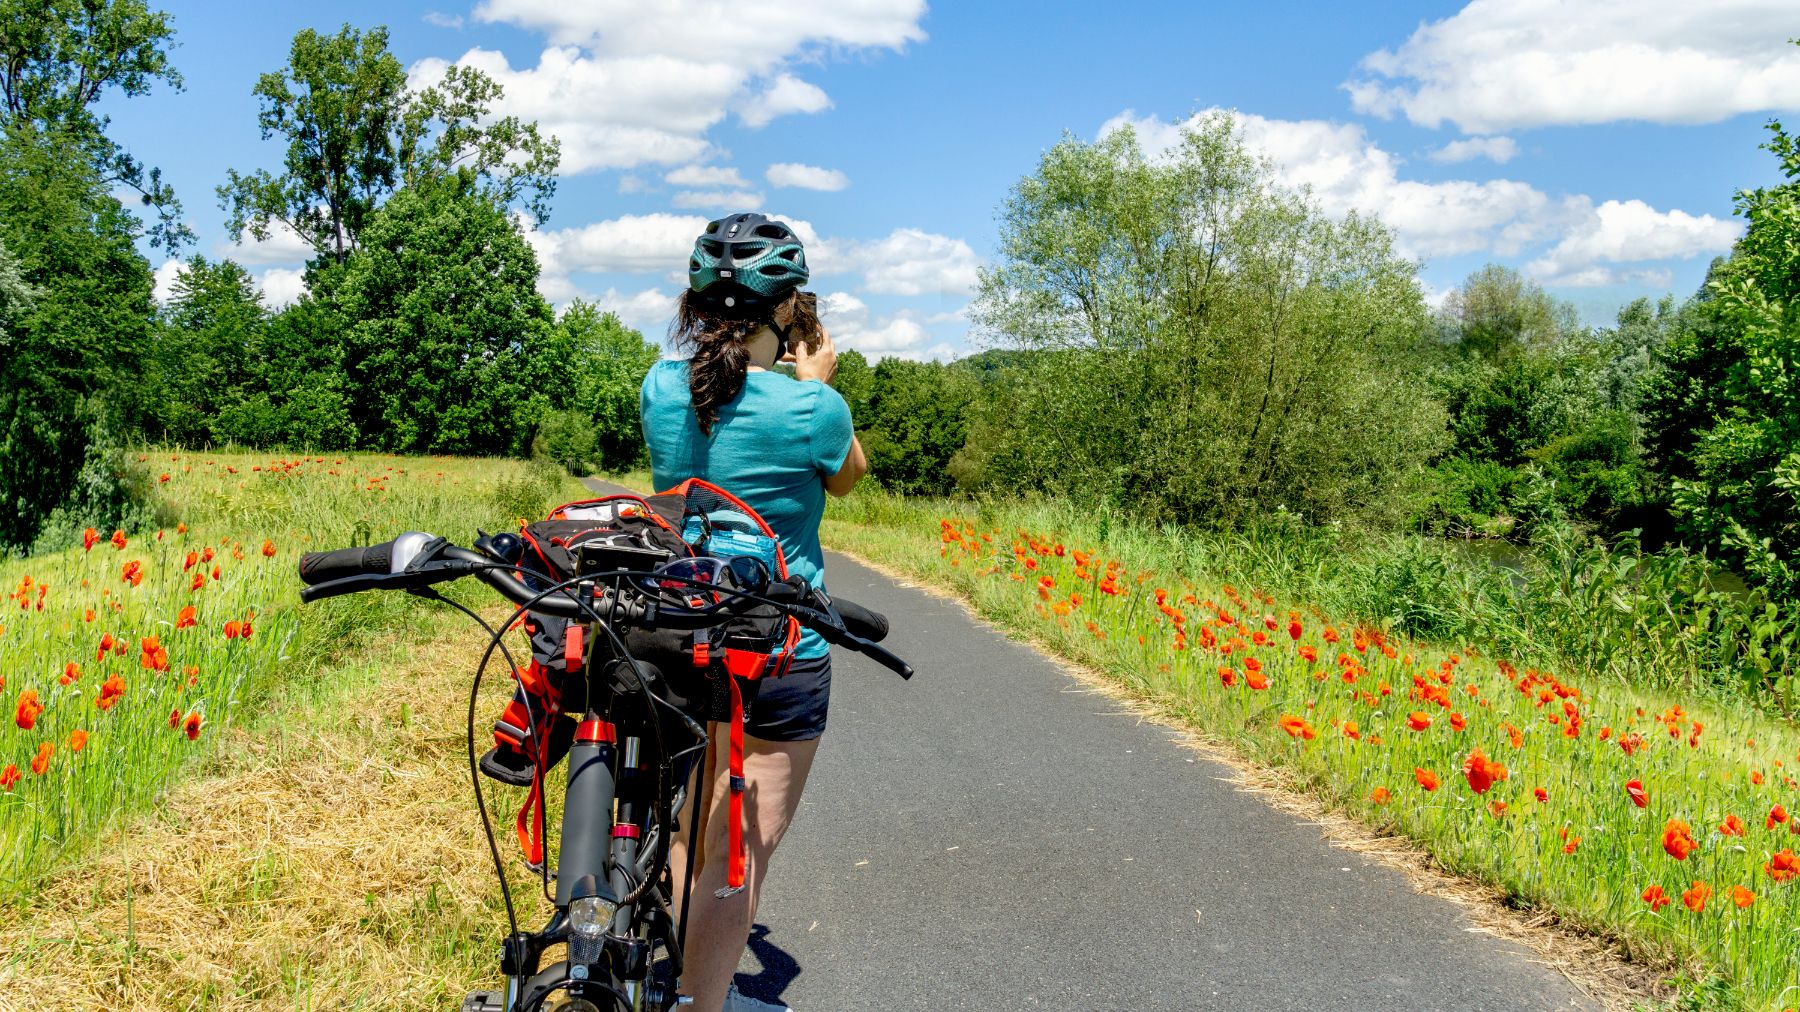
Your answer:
[675,733,821,1012]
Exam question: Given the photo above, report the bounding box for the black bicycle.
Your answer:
[297,528,911,1011]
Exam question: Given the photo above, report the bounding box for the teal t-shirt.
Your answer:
[639,359,854,658]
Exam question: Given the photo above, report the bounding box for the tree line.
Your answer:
[0,7,660,553]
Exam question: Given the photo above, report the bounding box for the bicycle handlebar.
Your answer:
[297,535,913,679]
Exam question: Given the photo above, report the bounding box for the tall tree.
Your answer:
[0,0,188,249]
[144,257,267,446]
[219,24,559,266]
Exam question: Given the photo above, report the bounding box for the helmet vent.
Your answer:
[753,224,790,240]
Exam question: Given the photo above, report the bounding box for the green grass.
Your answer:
[0,449,586,897]
[819,486,1800,1010]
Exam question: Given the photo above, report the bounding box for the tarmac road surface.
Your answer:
[586,480,1595,1011]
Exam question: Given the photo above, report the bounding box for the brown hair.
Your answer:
[671,289,814,436]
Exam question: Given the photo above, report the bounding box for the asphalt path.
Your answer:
[586,480,1594,1011]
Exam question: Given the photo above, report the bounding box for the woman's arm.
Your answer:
[825,434,868,498]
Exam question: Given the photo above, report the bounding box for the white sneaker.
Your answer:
[724,983,791,1012]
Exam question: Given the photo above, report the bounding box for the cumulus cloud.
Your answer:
[594,286,678,334]
[817,290,937,361]
[1346,0,1800,133]
[151,260,183,305]
[664,165,750,188]
[1102,108,1737,287]
[839,228,981,297]
[1525,199,1739,286]
[670,189,765,210]
[218,219,315,265]
[423,11,464,28]
[527,212,710,276]
[738,74,832,128]
[766,162,850,191]
[1107,109,1574,259]
[1429,136,1518,164]
[255,267,307,308]
[423,1,925,173]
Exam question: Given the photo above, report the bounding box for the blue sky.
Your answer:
[105,1,1800,358]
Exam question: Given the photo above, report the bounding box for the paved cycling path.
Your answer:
[591,480,1596,1011]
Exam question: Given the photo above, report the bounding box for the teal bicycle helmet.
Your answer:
[688,212,810,318]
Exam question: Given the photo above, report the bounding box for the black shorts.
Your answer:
[744,652,830,742]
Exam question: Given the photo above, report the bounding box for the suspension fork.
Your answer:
[556,714,618,907]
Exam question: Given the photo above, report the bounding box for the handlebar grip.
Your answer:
[298,541,395,586]
[832,597,890,643]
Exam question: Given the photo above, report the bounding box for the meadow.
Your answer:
[818,488,1800,1010]
[0,449,584,896]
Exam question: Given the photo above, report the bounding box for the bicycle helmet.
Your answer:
[687,212,810,318]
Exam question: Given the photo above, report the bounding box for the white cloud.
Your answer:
[423,11,464,28]
[665,164,750,188]
[527,212,710,275]
[1106,109,1573,259]
[151,260,183,305]
[738,74,832,128]
[670,189,765,210]
[1347,0,1800,133]
[766,162,850,191]
[218,219,314,265]
[817,290,934,361]
[839,228,982,297]
[1429,136,1518,164]
[1525,199,1739,286]
[594,286,678,334]
[618,175,650,194]
[255,268,307,308]
[1102,108,1737,288]
[428,1,924,174]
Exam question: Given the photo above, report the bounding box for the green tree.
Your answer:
[219,23,559,266]
[1660,106,1800,592]
[1434,264,1577,360]
[973,115,1446,525]
[0,125,154,547]
[144,256,266,445]
[0,0,188,249]
[830,348,875,422]
[553,301,662,470]
[333,180,560,455]
[212,295,357,448]
[857,359,979,496]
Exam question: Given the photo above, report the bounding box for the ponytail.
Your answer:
[670,289,799,436]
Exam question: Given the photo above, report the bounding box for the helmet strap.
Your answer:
[768,321,792,364]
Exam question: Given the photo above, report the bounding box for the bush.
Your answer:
[533,410,599,475]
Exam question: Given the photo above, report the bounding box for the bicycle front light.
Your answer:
[565,875,617,966]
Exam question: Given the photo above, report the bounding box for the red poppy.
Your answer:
[1534,787,1549,803]
[97,674,125,711]
[1662,819,1697,861]
[224,620,241,640]
[1219,666,1238,689]
[68,729,87,752]
[1641,884,1671,910]
[30,741,52,775]
[1626,779,1648,808]
[1766,850,1799,883]
[110,530,127,550]
[176,605,197,630]
[1297,645,1317,663]
[1369,786,1390,805]
[15,689,44,730]
[139,636,169,672]
[1414,767,1440,792]
[82,528,99,551]
[0,764,17,791]
[1277,714,1314,739]
[1287,620,1302,641]
[95,632,115,662]
[59,661,78,686]
[1342,720,1360,741]
[1449,712,1467,732]
[183,550,198,572]
[183,711,203,741]
[1461,749,1508,795]
[1769,804,1789,830]
[1681,881,1711,913]
[1245,670,1270,691]
[1563,837,1580,855]
[1732,885,1755,908]
[1406,711,1432,732]
[1720,814,1746,837]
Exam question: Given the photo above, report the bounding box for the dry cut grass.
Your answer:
[0,604,554,1010]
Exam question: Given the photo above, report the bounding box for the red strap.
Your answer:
[724,675,748,894]
[723,647,769,681]
[565,624,584,672]
[693,629,710,667]
[516,772,545,867]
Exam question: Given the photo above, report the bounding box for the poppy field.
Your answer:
[0,450,581,895]
[822,497,1800,1008]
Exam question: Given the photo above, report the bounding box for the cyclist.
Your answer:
[640,212,868,1012]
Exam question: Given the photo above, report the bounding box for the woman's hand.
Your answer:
[787,324,837,383]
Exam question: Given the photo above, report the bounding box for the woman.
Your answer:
[640,212,867,1012]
